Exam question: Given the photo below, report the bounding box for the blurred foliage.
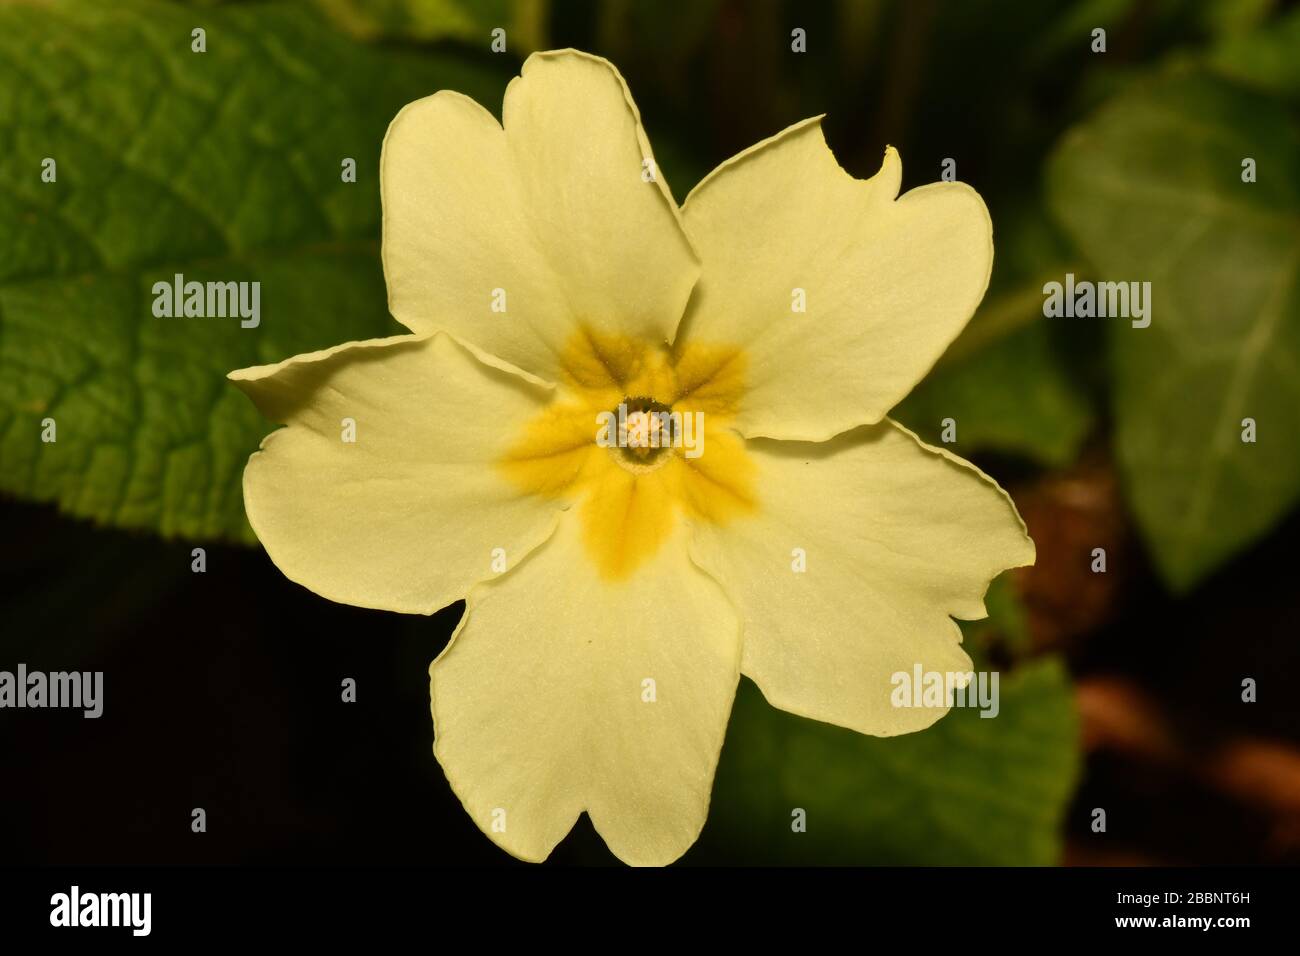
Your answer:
[1210,5,1300,96]
[893,205,1095,466]
[315,0,549,51]
[2,0,1298,864]
[1049,68,1300,591]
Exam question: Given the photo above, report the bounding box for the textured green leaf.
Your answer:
[0,0,506,540]
[704,656,1079,865]
[1047,70,1300,590]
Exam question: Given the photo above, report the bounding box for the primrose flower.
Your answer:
[229,50,1034,866]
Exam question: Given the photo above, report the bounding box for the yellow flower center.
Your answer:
[499,327,756,579]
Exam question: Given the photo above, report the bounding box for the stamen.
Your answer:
[612,396,677,471]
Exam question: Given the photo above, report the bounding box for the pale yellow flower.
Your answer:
[229,49,1034,866]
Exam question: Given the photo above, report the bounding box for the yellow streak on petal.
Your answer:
[500,327,757,580]
[559,326,650,391]
[498,399,604,497]
[669,340,747,417]
[675,425,757,524]
[579,464,680,581]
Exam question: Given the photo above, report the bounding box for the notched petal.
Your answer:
[681,118,993,442]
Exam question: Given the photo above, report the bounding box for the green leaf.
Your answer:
[704,656,1079,865]
[964,573,1033,657]
[0,0,507,540]
[893,206,1095,467]
[893,284,1095,467]
[1209,6,1300,100]
[1196,0,1275,40]
[1047,70,1300,590]
[314,0,548,52]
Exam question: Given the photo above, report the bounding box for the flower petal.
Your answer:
[687,419,1034,736]
[680,119,993,441]
[230,333,561,614]
[430,514,739,865]
[381,50,699,385]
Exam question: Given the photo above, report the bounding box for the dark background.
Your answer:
[2,497,1298,865]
